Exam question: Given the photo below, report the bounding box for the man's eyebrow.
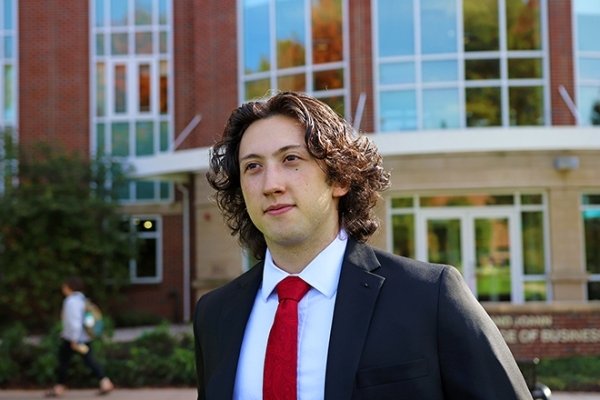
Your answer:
[239,144,305,162]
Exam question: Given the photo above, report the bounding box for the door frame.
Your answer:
[416,207,524,303]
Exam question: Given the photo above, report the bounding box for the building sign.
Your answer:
[488,311,600,359]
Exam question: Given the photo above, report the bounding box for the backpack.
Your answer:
[83,299,104,339]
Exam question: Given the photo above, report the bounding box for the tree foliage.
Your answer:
[0,134,133,332]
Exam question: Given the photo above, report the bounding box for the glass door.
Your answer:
[418,209,520,302]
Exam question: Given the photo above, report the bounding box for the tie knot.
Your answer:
[276,276,310,302]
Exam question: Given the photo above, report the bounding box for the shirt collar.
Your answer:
[261,230,348,301]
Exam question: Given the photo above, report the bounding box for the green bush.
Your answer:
[0,323,196,389]
[537,356,600,391]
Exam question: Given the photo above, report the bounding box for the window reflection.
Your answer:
[277,73,306,92]
[242,0,346,112]
[522,211,545,275]
[112,122,129,156]
[506,0,541,50]
[244,0,270,73]
[139,64,151,112]
[110,0,128,26]
[509,86,543,126]
[380,91,417,131]
[466,87,501,127]
[465,59,500,80]
[508,58,542,79]
[135,0,153,25]
[575,1,600,52]
[313,69,344,90]
[377,0,414,56]
[136,121,154,156]
[376,0,545,131]
[463,0,499,52]
[312,0,343,64]
[575,1,600,126]
[422,60,457,82]
[276,0,306,68]
[423,89,460,129]
[115,65,127,113]
[421,0,457,54]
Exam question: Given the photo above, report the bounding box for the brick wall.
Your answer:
[190,0,239,148]
[349,0,375,134]
[548,0,576,125]
[19,0,90,152]
[488,305,600,360]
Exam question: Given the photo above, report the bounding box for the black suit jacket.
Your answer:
[193,239,532,399]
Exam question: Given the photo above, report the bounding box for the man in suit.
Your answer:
[194,91,531,399]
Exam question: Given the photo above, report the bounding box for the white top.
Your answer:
[60,291,90,343]
[233,231,348,400]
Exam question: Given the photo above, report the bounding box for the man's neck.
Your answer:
[267,231,340,274]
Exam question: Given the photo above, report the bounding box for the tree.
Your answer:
[0,134,134,332]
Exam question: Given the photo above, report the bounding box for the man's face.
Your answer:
[238,115,348,259]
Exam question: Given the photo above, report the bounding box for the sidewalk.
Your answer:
[1,388,599,400]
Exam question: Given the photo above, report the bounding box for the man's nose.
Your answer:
[262,165,285,195]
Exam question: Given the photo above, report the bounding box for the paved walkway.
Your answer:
[1,388,599,400]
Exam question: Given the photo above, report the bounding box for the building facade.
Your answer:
[3,0,600,359]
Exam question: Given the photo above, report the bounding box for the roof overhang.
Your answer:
[128,126,600,181]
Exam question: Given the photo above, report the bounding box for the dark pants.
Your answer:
[57,339,105,384]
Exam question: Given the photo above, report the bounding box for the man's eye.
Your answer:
[284,155,300,162]
[244,162,259,171]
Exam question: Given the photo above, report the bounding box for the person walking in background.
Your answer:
[194,91,531,399]
[45,276,113,397]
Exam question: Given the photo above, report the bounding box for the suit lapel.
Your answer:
[324,240,385,400]
[206,263,263,399]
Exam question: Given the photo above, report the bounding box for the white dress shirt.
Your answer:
[233,231,348,400]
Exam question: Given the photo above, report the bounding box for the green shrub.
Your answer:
[538,356,600,391]
[1,323,196,389]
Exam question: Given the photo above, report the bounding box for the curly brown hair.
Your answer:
[206,91,390,260]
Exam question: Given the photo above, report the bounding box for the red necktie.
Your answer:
[263,276,311,400]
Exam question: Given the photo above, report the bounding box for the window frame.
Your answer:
[372,0,551,132]
[237,0,351,118]
[128,214,163,284]
[90,0,174,203]
[581,193,600,300]
[387,191,551,304]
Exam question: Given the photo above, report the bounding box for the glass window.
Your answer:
[423,88,460,129]
[422,60,458,82]
[276,0,306,69]
[466,87,501,127]
[506,0,541,50]
[135,0,153,25]
[392,214,415,258]
[509,86,544,126]
[375,0,547,131]
[242,0,347,111]
[379,62,415,85]
[243,0,270,74]
[522,211,545,275]
[129,216,162,282]
[110,0,128,26]
[312,0,343,64]
[92,0,173,203]
[135,121,154,156]
[463,0,499,52]
[0,0,16,131]
[377,0,413,57]
[575,1,600,126]
[379,91,417,132]
[582,196,600,300]
[421,0,457,54]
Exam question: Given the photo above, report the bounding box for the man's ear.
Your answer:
[332,182,349,198]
